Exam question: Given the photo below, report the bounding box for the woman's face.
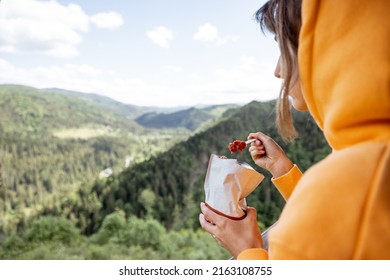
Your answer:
[274,56,308,111]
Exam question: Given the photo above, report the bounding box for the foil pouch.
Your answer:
[204,154,264,219]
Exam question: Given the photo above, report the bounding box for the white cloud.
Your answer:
[182,56,279,105]
[0,0,123,58]
[90,12,124,30]
[0,0,89,58]
[193,23,218,41]
[193,23,240,46]
[146,26,173,48]
[164,65,183,73]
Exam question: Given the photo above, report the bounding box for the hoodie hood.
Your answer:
[298,0,390,150]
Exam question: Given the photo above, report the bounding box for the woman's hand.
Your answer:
[248,132,293,178]
[199,203,263,258]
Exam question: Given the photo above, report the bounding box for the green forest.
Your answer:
[0,85,331,259]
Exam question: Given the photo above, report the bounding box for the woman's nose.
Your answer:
[274,57,282,79]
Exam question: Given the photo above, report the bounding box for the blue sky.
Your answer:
[0,0,280,107]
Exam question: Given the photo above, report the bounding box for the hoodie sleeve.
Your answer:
[271,164,303,201]
[237,248,269,260]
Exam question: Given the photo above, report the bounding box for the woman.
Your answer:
[199,0,390,259]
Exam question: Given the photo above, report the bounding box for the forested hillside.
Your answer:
[0,85,192,242]
[0,85,331,260]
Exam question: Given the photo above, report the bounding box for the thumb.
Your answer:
[245,207,258,220]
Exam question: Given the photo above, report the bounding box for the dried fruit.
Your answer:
[238,141,246,151]
[228,139,247,153]
[229,143,238,153]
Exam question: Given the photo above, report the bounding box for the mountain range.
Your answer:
[1,84,237,134]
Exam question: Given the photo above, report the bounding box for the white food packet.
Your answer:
[204,154,264,219]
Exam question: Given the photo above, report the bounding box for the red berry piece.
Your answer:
[238,141,246,151]
[228,143,237,153]
[233,140,241,146]
[228,139,248,153]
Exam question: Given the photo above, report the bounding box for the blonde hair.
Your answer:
[255,0,302,142]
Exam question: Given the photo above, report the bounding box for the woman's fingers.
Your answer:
[248,132,270,143]
[248,146,266,158]
[248,133,263,147]
[199,213,216,234]
[199,215,223,246]
[200,202,219,226]
[199,204,226,247]
[248,145,265,152]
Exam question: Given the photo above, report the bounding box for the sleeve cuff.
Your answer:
[271,164,303,201]
[237,248,269,260]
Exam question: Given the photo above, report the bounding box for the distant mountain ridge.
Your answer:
[43,87,241,131]
[41,87,187,119]
[135,104,239,131]
[0,84,142,135]
[1,84,241,133]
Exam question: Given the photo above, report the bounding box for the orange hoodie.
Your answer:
[238,0,390,259]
